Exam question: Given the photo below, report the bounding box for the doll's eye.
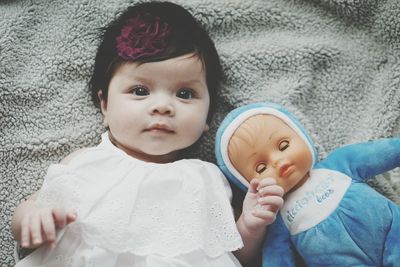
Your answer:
[279,140,289,151]
[255,163,267,174]
[131,85,149,96]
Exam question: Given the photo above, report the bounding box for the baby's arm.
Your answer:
[11,191,77,248]
[11,148,86,248]
[234,178,284,263]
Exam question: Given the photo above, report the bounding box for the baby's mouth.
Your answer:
[145,123,174,133]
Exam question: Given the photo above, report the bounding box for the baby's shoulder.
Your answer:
[186,159,221,171]
[59,147,92,165]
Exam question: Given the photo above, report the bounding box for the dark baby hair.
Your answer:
[89,1,223,122]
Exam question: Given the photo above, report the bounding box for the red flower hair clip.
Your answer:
[116,14,170,60]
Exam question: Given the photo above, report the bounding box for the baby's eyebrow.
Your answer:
[130,75,152,84]
[180,79,205,87]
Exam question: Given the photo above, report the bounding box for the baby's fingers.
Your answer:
[252,209,277,224]
[248,179,260,194]
[258,195,284,210]
[52,207,68,228]
[41,211,57,243]
[256,177,277,190]
[29,213,43,246]
[258,184,284,197]
[53,207,76,228]
[66,210,77,224]
[20,216,31,248]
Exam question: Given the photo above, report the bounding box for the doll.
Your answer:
[215,102,400,266]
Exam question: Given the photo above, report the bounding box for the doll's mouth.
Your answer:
[279,164,294,177]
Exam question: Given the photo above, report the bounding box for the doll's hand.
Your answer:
[19,203,77,249]
[242,178,284,231]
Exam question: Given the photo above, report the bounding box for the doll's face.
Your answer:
[228,114,313,194]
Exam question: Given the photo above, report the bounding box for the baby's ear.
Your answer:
[204,124,209,132]
[97,90,109,127]
[98,90,107,112]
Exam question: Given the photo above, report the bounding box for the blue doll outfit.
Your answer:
[215,102,400,266]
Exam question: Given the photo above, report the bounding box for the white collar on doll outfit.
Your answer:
[280,168,351,235]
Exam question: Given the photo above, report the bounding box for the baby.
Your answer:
[11,3,283,266]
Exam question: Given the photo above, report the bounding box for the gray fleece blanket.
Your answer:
[1,0,400,265]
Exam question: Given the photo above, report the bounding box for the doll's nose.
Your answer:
[271,158,280,168]
[271,158,282,168]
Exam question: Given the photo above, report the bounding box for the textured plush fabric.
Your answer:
[1,0,400,266]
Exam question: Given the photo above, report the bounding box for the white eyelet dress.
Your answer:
[16,132,243,267]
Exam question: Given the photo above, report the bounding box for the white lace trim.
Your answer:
[17,231,242,267]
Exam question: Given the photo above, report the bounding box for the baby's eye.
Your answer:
[279,140,289,151]
[255,163,267,174]
[176,88,195,99]
[131,86,149,96]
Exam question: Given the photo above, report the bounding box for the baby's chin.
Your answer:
[139,149,180,163]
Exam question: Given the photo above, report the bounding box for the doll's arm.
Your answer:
[262,215,297,267]
[383,202,400,265]
[318,138,400,182]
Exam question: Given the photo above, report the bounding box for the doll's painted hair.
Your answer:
[89,1,222,123]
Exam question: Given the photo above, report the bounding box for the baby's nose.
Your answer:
[150,96,175,116]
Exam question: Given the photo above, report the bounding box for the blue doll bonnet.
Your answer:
[215,102,318,192]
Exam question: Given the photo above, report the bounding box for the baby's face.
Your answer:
[228,114,313,193]
[100,53,209,163]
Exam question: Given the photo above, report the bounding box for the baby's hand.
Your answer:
[242,178,284,231]
[20,205,77,248]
